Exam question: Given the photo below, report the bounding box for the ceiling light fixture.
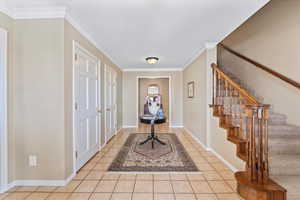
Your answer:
[146,57,159,64]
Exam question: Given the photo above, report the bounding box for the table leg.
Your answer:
[139,123,166,148]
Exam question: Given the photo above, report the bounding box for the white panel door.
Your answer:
[104,65,113,142]
[111,69,117,134]
[0,28,8,193]
[74,45,100,171]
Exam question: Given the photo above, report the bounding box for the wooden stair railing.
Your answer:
[210,63,287,200]
[219,43,300,90]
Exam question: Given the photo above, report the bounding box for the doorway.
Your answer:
[104,65,118,144]
[73,42,101,171]
[137,76,171,127]
[0,28,8,193]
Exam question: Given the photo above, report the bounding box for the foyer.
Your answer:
[0,0,299,200]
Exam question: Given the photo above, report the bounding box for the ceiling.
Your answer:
[3,0,269,70]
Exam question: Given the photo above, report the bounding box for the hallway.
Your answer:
[2,127,243,200]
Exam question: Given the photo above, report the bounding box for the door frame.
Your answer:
[104,64,118,144]
[72,41,101,173]
[104,64,110,144]
[136,76,172,127]
[0,28,8,193]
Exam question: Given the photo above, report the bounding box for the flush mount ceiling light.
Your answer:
[146,57,159,64]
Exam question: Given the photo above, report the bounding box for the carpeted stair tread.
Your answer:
[271,175,300,200]
[269,137,300,154]
[270,155,300,175]
[269,113,287,125]
[268,124,300,138]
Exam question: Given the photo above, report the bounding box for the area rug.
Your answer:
[108,133,199,172]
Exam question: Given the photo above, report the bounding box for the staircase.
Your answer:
[212,64,300,200]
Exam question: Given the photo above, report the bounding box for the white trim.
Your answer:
[65,13,123,71]
[170,125,184,128]
[72,41,101,174]
[13,7,67,19]
[0,8,122,71]
[123,68,182,72]
[205,43,217,150]
[136,76,172,127]
[205,42,218,49]
[209,148,239,172]
[122,125,138,129]
[71,41,77,177]
[6,172,76,190]
[184,127,209,151]
[184,127,239,173]
[0,7,14,18]
[182,48,206,70]
[0,28,8,194]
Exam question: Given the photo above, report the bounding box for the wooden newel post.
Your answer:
[245,104,270,185]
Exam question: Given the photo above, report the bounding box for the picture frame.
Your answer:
[188,81,194,98]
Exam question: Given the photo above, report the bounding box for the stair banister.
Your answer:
[210,63,286,200]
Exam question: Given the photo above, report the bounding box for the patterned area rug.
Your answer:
[108,133,199,172]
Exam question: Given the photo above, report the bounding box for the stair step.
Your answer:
[270,155,300,175]
[271,175,300,200]
[269,124,300,138]
[269,137,300,154]
[269,113,287,125]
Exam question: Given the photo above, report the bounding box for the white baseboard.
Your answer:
[170,125,184,128]
[208,148,239,172]
[183,127,209,151]
[3,172,75,193]
[123,125,137,128]
[183,126,239,173]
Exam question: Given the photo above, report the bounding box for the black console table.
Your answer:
[139,116,166,149]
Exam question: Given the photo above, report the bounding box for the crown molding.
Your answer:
[64,13,123,70]
[5,6,123,70]
[181,42,218,71]
[205,42,218,49]
[123,68,182,72]
[13,7,67,19]
[182,48,206,71]
[0,7,14,18]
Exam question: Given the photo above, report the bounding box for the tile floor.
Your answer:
[1,126,243,200]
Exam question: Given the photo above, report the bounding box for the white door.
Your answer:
[74,44,101,171]
[111,70,118,134]
[104,65,112,142]
[0,28,8,193]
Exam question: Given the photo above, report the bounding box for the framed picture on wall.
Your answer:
[188,81,194,98]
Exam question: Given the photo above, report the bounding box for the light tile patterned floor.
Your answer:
[1,126,243,200]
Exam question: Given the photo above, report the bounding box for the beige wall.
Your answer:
[64,20,123,178]
[219,0,300,126]
[183,51,208,145]
[1,15,123,182]
[183,47,244,171]
[0,12,15,181]
[13,19,66,180]
[123,71,182,127]
[139,78,169,120]
[210,117,244,171]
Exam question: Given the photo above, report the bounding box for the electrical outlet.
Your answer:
[29,155,37,167]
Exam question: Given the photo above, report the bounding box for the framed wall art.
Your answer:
[188,81,194,98]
